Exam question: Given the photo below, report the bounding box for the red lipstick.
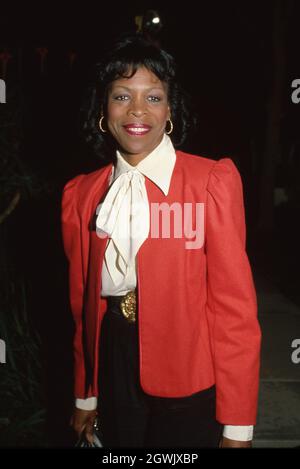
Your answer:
[123,124,151,136]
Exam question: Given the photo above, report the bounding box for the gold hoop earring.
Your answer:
[99,116,107,133]
[165,119,173,135]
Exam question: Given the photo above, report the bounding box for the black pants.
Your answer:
[98,301,223,448]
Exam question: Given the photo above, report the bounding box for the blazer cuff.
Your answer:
[223,425,254,441]
[75,397,97,411]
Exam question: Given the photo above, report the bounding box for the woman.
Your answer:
[61,35,261,448]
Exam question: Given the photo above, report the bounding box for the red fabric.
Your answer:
[61,152,261,425]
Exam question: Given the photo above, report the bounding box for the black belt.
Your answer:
[106,290,137,323]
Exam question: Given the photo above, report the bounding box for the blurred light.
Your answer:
[142,10,162,35]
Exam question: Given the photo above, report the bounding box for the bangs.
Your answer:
[105,62,168,83]
[99,37,175,87]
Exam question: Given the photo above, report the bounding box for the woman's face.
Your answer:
[106,66,170,166]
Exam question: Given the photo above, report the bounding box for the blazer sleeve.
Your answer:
[205,158,261,425]
[61,175,91,398]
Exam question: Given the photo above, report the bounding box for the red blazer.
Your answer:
[61,151,261,425]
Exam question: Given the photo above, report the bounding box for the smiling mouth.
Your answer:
[123,124,151,136]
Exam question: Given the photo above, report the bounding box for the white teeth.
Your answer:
[127,127,148,133]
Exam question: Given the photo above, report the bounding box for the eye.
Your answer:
[113,95,130,101]
[147,96,162,102]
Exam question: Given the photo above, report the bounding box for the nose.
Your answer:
[127,97,147,117]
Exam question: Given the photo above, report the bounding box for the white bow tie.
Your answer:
[96,169,150,285]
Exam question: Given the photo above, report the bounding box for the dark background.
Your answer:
[0,0,299,446]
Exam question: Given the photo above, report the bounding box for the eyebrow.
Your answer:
[111,85,165,92]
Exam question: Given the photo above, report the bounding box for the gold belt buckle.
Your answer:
[120,290,137,323]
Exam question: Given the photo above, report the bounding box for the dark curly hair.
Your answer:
[80,34,194,163]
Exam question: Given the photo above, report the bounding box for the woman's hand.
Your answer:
[70,408,98,444]
[219,436,252,448]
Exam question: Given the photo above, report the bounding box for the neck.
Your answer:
[120,153,148,167]
[118,134,165,167]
